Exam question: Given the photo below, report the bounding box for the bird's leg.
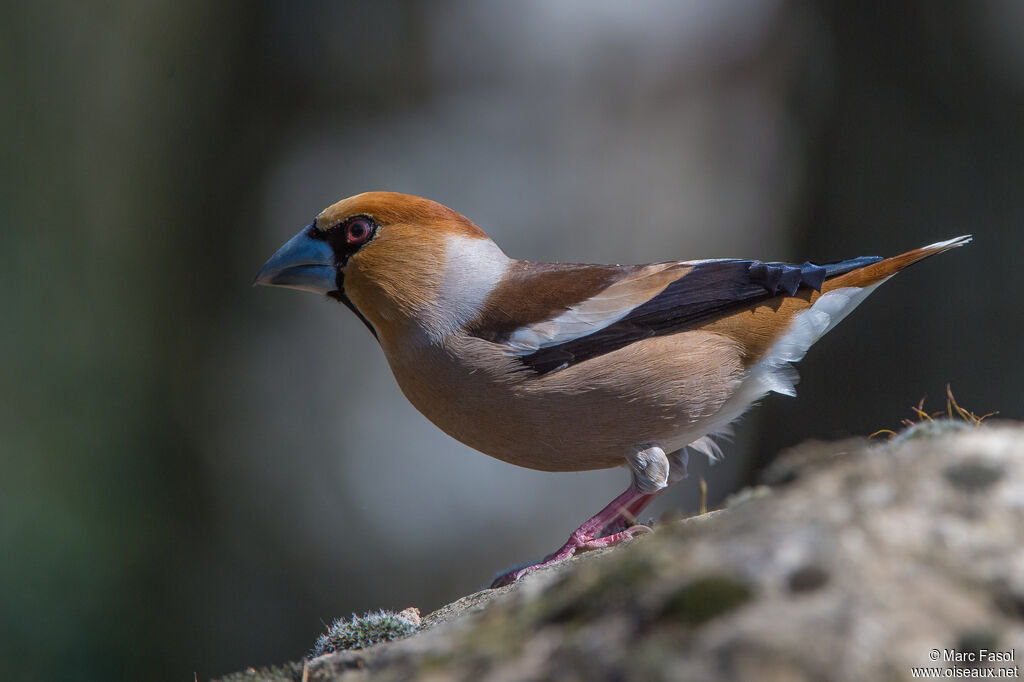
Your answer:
[489,484,660,588]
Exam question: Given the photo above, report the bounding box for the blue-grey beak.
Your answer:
[254,224,336,295]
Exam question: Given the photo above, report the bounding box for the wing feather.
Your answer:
[515,256,880,375]
[503,262,684,353]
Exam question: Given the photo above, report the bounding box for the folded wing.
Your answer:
[509,256,879,374]
[468,236,970,376]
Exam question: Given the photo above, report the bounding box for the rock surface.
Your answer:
[217,422,1024,682]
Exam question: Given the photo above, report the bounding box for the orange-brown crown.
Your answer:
[317,192,500,342]
[315,192,488,240]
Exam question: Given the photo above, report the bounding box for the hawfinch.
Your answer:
[255,191,970,586]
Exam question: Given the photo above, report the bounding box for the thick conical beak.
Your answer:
[254,224,336,295]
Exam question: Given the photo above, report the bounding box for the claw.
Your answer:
[488,485,661,588]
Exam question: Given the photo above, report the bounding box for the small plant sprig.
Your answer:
[310,608,421,658]
[871,385,996,441]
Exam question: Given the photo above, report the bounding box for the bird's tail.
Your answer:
[823,235,972,291]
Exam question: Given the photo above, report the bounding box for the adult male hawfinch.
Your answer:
[255,191,970,586]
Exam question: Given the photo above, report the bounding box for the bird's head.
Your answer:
[255,192,509,342]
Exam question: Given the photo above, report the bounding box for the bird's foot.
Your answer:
[488,484,660,588]
[488,522,654,588]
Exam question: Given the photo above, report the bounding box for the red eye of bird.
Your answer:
[345,217,374,245]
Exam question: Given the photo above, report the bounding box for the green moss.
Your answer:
[660,575,754,625]
[311,609,418,656]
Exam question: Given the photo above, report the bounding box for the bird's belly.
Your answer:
[385,332,747,473]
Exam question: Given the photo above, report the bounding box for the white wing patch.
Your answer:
[505,263,680,354]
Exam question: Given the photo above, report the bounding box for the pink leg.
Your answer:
[490,484,661,588]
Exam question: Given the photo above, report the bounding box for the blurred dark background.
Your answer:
[1,1,1020,680]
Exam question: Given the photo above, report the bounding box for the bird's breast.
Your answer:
[380,331,748,473]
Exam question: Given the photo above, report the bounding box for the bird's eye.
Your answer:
[345,216,375,245]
